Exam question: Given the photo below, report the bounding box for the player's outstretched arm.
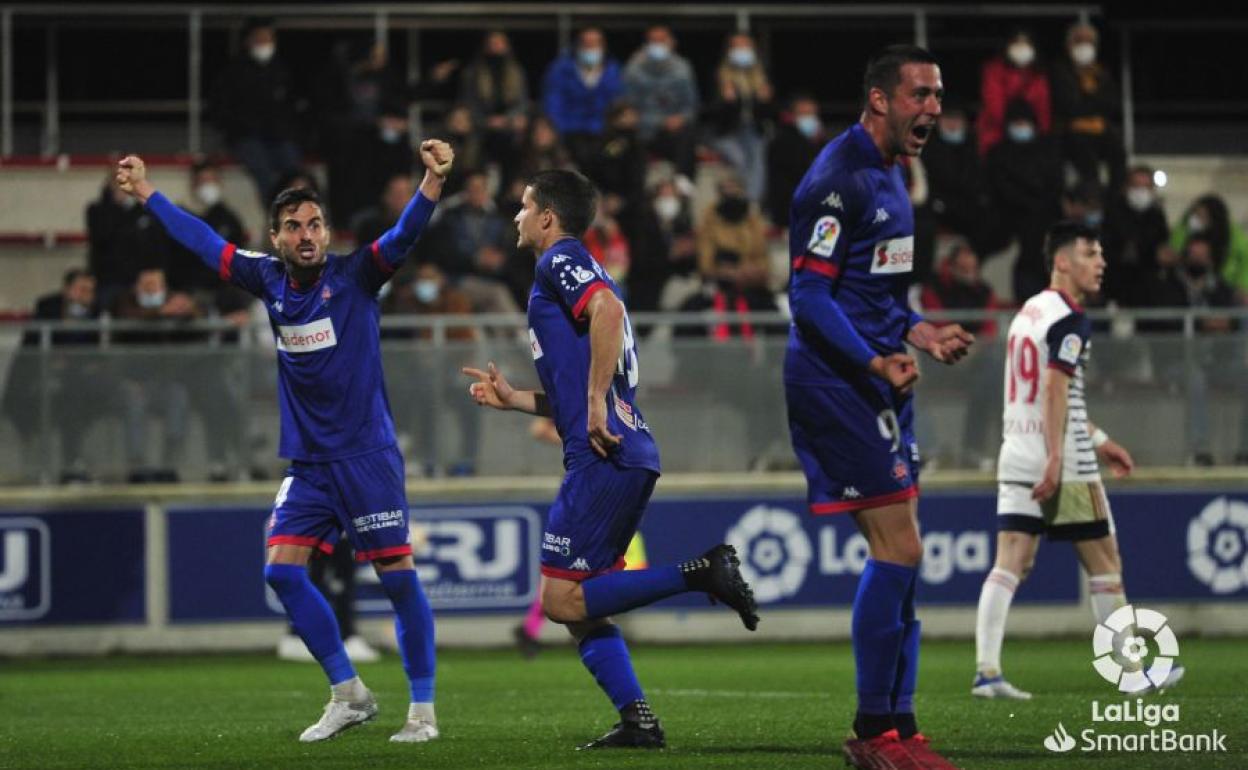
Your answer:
[463,362,551,416]
[1033,367,1071,502]
[116,155,230,271]
[374,140,455,269]
[907,320,974,364]
[1088,420,1134,478]
[584,289,625,458]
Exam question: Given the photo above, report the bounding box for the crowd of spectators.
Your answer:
[6,17,1248,481]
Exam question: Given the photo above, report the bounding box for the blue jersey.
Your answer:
[527,238,660,474]
[784,122,923,385]
[145,190,436,461]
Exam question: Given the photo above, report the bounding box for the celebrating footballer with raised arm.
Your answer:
[463,169,759,751]
[783,45,973,770]
[972,221,1184,700]
[115,140,453,744]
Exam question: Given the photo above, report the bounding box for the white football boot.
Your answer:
[298,689,378,742]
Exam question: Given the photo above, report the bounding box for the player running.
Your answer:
[114,141,453,744]
[784,45,972,770]
[463,169,758,750]
[973,221,1184,699]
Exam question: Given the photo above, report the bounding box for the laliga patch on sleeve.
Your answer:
[236,249,269,259]
[1058,333,1083,365]
[807,216,842,257]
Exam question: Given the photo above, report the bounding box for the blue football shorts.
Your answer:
[541,462,659,580]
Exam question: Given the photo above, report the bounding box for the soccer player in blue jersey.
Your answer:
[115,141,453,745]
[784,46,974,770]
[463,169,759,750]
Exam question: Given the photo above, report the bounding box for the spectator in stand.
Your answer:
[515,115,574,182]
[426,169,521,315]
[1051,21,1124,191]
[87,173,170,309]
[583,208,631,288]
[382,261,482,477]
[1169,194,1248,303]
[623,25,700,177]
[696,175,769,294]
[328,98,416,230]
[165,160,248,295]
[111,267,201,483]
[542,26,624,170]
[353,172,417,248]
[986,99,1063,302]
[1100,165,1170,307]
[917,242,1006,468]
[977,30,1051,158]
[710,32,776,203]
[766,93,824,229]
[441,104,485,198]
[1,269,115,483]
[210,17,303,203]
[585,102,648,235]
[1142,235,1248,466]
[920,101,992,255]
[629,177,698,314]
[458,30,530,183]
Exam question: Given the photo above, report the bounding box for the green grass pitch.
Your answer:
[1,639,1244,769]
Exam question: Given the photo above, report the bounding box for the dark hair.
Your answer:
[1184,194,1230,268]
[63,267,92,287]
[269,187,326,232]
[1044,220,1100,273]
[190,159,219,178]
[528,169,597,238]
[242,16,275,36]
[863,44,939,104]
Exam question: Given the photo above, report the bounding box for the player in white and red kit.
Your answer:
[973,220,1183,698]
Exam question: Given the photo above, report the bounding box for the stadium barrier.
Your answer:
[2,471,1247,656]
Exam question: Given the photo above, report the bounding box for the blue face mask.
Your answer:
[728,47,755,68]
[795,114,821,139]
[414,280,440,304]
[647,42,671,62]
[577,48,603,68]
[1007,123,1035,143]
[939,126,966,144]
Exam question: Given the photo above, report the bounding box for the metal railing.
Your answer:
[0,2,1101,157]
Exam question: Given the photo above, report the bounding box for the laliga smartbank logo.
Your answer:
[1042,605,1227,754]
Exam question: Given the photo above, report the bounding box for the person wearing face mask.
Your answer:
[696,176,769,294]
[458,30,530,186]
[542,27,623,170]
[977,30,1051,157]
[987,99,1063,302]
[110,267,203,483]
[1051,22,1125,192]
[1,269,115,483]
[629,179,697,314]
[1169,194,1248,302]
[209,17,303,204]
[765,94,824,228]
[1100,165,1170,306]
[330,99,417,229]
[623,25,700,176]
[710,33,776,203]
[163,160,247,296]
[919,102,993,254]
[86,173,171,310]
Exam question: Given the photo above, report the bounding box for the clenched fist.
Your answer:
[115,155,154,202]
[420,139,454,179]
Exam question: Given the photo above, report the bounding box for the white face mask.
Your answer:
[646,42,671,62]
[653,195,681,221]
[414,279,440,304]
[1188,214,1207,233]
[1071,42,1096,67]
[1007,43,1035,67]
[1007,122,1035,143]
[1126,187,1154,212]
[728,47,755,68]
[195,182,222,207]
[795,114,821,139]
[66,301,91,318]
[137,290,166,309]
[250,43,276,64]
[380,126,403,144]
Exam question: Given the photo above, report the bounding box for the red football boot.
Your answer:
[842,729,927,770]
[900,732,960,769]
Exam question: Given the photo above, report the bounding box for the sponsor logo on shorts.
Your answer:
[570,557,591,572]
[543,532,571,556]
[275,317,337,353]
[871,236,914,274]
[352,509,406,533]
[892,460,909,482]
[807,216,841,257]
[842,487,862,499]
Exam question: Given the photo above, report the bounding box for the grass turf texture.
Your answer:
[1,639,1244,770]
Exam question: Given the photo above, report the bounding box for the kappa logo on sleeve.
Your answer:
[807,216,842,257]
[1058,333,1083,365]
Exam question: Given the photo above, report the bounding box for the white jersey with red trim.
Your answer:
[997,289,1100,483]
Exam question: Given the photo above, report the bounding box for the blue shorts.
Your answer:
[266,446,413,562]
[541,463,658,581]
[785,378,919,515]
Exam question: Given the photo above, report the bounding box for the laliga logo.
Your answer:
[725,506,811,603]
[1092,605,1179,693]
[1186,496,1248,594]
[1043,723,1077,753]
